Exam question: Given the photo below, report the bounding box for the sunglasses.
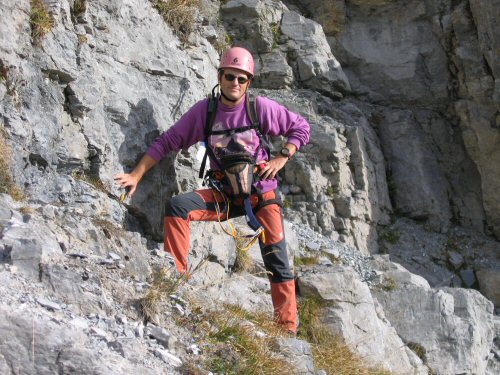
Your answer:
[223,73,249,84]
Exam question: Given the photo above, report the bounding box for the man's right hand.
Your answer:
[113,154,157,198]
[114,172,140,198]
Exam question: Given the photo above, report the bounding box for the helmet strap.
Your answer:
[221,90,238,103]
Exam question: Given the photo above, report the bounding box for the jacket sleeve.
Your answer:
[145,99,208,162]
[255,96,310,151]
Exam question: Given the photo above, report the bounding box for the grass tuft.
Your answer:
[140,266,189,322]
[294,255,320,266]
[71,170,109,194]
[298,297,392,375]
[151,0,200,43]
[372,276,398,292]
[198,304,293,374]
[72,0,87,15]
[0,61,8,81]
[0,127,23,200]
[232,228,255,273]
[140,258,207,323]
[210,32,232,56]
[270,22,281,49]
[30,0,54,44]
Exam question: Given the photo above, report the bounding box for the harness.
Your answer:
[198,86,269,181]
[198,86,281,250]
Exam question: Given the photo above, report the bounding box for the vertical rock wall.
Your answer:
[290,0,500,239]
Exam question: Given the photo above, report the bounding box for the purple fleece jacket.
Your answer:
[146,95,310,193]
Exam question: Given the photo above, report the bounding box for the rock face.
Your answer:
[374,283,494,374]
[299,266,428,374]
[302,0,500,240]
[0,0,499,374]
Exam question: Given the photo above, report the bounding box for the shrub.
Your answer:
[30,0,54,44]
[151,0,200,42]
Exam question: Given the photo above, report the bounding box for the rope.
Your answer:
[208,179,265,252]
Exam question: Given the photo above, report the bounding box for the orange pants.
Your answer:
[164,189,297,332]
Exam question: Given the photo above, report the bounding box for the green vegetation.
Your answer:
[283,198,290,208]
[77,34,88,45]
[233,244,253,273]
[270,22,281,49]
[387,176,397,197]
[326,184,336,197]
[30,0,54,44]
[294,255,320,266]
[151,0,200,43]
[322,251,341,264]
[140,266,191,322]
[211,32,233,56]
[373,276,398,292]
[445,237,460,252]
[195,304,293,374]
[0,127,23,200]
[379,228,400,245]
[407,342,427,363]
[140,258,208,322]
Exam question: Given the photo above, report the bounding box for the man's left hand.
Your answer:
[258,156,288,180]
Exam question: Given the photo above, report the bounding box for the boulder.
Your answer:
[299,265,427,374]
[374,285,494,374]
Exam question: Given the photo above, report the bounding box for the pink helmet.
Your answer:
[219,47,254,77]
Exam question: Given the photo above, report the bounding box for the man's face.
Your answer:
[219,68,251,104]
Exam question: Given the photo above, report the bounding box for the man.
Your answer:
[114,47,310,334]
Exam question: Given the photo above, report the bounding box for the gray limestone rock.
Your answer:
[374,285,494,375]
[299,265,427,374]
[273,337,316,374]
[0,1,498,374]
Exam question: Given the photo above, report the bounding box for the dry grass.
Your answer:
[194,304,293,374]
[0,128,23,200]
[30,0,54,44]
[0,62,7,81]
[181,297,393,374]
[298,297,392,375]
[175,293,394,374]
[232,228,255,273]
[140,266,190,322]
[140,258,208,323]
[72,0,87,15]
[71,170,109,194]
[151,0,200,42]
[233,246,253,273]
